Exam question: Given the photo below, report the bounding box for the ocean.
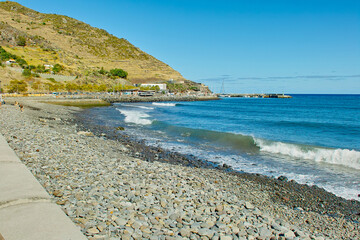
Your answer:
[83,94,360,200]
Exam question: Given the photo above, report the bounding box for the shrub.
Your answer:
[35,65,46,73]
[22,69,32,77]
[31,81,41,90]
[52,64,63,74]
[65,82,79,92]
[167,83,187,93]
[44,82,64,92]
[98,67,108,75]
[16,58,28,68]
[8,80,28,93]
[110,68,128,79]
[98,84,108,92]
[0,46,16,61]
[28,65,36,70]
[0,47,28,69]
[16,36,26,46]
[140,85,160,91]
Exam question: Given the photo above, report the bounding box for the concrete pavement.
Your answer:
[0,134,87,240]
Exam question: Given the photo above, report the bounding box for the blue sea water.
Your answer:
[84,94,360,200]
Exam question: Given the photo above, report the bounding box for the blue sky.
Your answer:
[8,0,360,93]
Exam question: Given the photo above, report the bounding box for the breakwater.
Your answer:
[219,94,292,98]
[103,95,220,103]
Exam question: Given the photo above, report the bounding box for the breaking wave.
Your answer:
[120,104,154,110]
[152,102,177,107]
[116,109,152,125]
[254,138,360,170]
[156,122,360,170]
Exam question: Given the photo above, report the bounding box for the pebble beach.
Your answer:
[0,98,359,240]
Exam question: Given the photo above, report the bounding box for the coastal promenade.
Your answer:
[0,134,87,240]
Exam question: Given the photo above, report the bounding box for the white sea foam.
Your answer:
[152,102,176,107]
[116,109,152,125]
[120,104,154,110]
[137,106,154,110]
[255,138,360,170]
[126,129,359,200]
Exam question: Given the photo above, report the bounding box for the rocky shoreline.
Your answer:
[0,98,359,240]
[103,95,220,103]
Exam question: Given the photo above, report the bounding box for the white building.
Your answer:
[141,83,167,91]
[5,59,16,65]
[44,64,54,69]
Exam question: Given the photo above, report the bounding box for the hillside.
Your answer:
[0,1,186,86]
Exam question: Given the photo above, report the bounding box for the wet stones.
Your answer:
[277,175,288,182]
[77,131,94,137]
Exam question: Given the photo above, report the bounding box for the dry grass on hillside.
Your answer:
[0,1,185,82]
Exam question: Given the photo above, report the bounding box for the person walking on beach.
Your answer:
[19,104,24,112]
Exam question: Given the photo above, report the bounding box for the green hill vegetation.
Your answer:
[0,1,209,94]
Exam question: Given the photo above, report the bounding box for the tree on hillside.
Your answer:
[52,64,64,74]
[167,83,187,93]
[98,67,108,75]
[110,68,128,79]
[8,80,28,93]
[65,82,79,92]
[16,36,26,47]
[16,58,28,68]
[0,47,15,61]
[80,83,95,92]
[0,47,23,63]
[44,82,64,92]
[31,81,41,90]
[97,84,107,92]
[22,69,32,77]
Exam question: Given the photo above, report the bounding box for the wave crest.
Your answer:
[255,138,360,170]
[120,104,154,110]
[152,102,176,107]
[116,109,152,125]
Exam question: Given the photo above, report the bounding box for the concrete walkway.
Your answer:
[0,134,87,240]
